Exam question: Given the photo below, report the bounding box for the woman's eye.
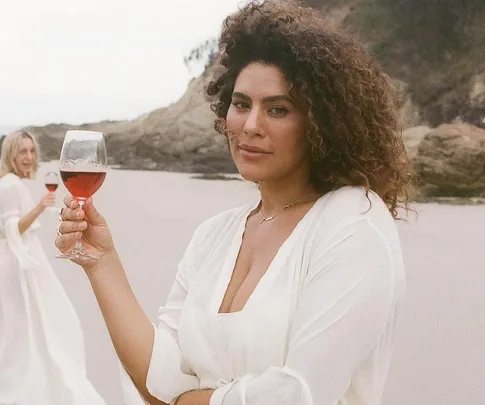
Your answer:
[232,101,249,110]
[269,106,288,116]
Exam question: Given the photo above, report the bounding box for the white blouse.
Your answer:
[121,186,406,405]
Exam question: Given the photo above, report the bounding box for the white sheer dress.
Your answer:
[0,173,107,405]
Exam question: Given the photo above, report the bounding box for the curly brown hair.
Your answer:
[207,0,415,219]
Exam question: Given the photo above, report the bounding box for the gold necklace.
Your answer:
[259,191,310,224]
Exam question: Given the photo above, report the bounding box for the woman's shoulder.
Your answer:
[306,187,404,283]
[312,186,397,238]
[321,186,390,215]
[0,173,21,190]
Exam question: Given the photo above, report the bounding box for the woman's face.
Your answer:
[14,136,36,177]
[226,62,310,186]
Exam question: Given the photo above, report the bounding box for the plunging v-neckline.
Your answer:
[213,197,323,316]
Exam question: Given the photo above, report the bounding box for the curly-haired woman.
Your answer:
[56,1,414,404]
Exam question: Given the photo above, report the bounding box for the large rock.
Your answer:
[403,125,431,159]
[128,63,235,173]
[413,124,485,197]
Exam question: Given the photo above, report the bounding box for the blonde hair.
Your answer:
[0,130,40,179]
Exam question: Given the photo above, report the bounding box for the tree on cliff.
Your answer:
[184,38,219,72]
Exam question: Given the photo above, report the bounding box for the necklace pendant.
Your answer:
[260,215,274,223]
[258,191,310,224]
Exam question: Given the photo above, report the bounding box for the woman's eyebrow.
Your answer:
[232,92,295,105]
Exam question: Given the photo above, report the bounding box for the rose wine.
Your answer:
[60,170,106,200]
[45,183,59,192]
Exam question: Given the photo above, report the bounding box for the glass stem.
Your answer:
[73,201,85,252]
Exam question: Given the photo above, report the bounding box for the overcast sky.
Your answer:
[0,0,244,127]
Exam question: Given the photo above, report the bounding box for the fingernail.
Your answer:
[79,222,87,230]
[76,211,82,219]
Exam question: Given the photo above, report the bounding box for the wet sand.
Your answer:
[30,162,485,405]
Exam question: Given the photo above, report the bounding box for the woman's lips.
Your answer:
[238,143,271,159]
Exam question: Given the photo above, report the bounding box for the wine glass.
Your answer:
[44,171,60,212]
[56,130,108,260]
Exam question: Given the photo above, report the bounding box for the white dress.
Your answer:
[0,173,107,405]
[121,186,406,405]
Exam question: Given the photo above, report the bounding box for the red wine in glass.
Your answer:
[45,183,59,192]
[60,170,106,201]
[56,130,108,261]
[44,171,59,192]
[44,171,60,211]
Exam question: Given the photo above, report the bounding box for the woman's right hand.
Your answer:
[55,195,115,270]
[38,192,56,210]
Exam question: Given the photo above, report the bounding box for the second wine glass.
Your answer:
[44,171,60,212]
[56,130,108,260]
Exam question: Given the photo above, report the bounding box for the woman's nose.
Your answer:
[243,108,265,137]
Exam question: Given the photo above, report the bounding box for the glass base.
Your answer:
[47,206,62,213]
[56,250,98,260]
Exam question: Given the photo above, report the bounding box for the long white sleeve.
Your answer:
[0,181,39,270]
[210,217,400,405]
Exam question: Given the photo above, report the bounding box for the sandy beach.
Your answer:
[28,162,485,405]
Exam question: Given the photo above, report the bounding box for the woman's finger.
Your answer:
[82,198,106,226]
[55,231,82,251]
[61,207,84,221]
[58,220,87,235]
[63,194,75,208]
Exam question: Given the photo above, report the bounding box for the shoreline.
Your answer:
[41,160,485,206]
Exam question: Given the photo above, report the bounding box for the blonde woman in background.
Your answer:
[0,130,107,405]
